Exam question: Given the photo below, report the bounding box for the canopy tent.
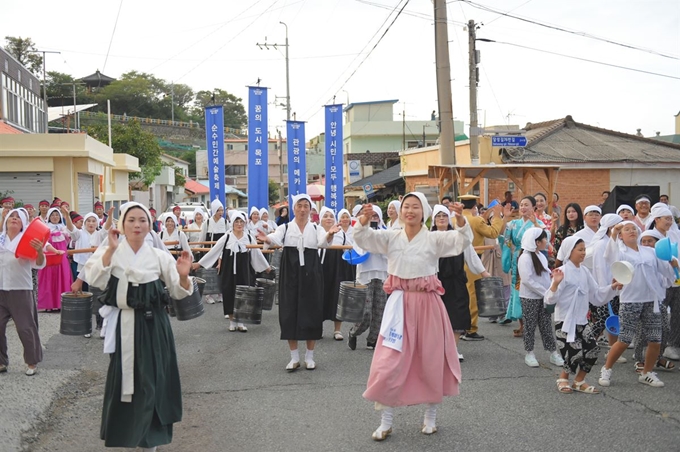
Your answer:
[48,103,98,123]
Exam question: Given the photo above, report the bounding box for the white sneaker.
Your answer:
[598,366,612,387]
[458,353,464,362]
[525,353,539,368]
[549,351,564,367]
[638,371,664,387]
[205,295,215,304]
[663,346,680,361]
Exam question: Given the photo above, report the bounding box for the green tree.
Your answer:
[44,71,92,107]
[180,151,197,178]
[86,119,163,186]
[93,71,171,119]
[268,179,280,205]
[193,89,247,129]
[4,36,43,75]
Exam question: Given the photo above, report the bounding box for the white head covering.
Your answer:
[193,208,204,222]
[82,212,100,227]
[616,204,634,215]
[259,208,269,220]
[230,211,247,224]
[557,235,585,263]
[352,204,363,217]
[431,204,452,227]
[592,213,623,243]
[0,209,30,253]
[635,196,651,205]
[1,208,28,234]
[319,206,336,222]
[337,208,351,221]
[163,214,179,230]
[118,202,152,236]
[211,198,224,216]
[583,205,602,215]
[371,205,385,228]
[520,227,545,252]
[249,206,260,220]
[641,229,664,242]
[388,200,401,215]
[651,202,667,212]
[292,193,312,208]
[402,192,432,222]
[45,207,64,230]
[648,206,673,229]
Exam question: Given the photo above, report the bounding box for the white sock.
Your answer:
[290,349,300,362]
[230,320,237,329]
[377,407,394,432]
[305,349,314,362]
[423,404,437,428]
[237,322,245,328]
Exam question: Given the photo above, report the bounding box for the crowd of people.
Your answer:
[2,188,680,448]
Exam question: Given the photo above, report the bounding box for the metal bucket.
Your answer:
[474,277,506,318]
[234,285,264,324]
[336,281,367,323]
[60,292,93,336]
[195,277,206,297]
[172,278,205,321]
[196,268,220,295]
[256,278,277,311]
[89,286,105,329]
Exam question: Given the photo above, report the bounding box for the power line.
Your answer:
[491,40,680,80]
[357,0,466,26]
[454,0,680,60]
[102,0,124,72]
[483,0,533,26]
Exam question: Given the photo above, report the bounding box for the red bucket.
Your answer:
[15,218,50,260]
[45,252,64,267]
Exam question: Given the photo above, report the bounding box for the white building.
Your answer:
[130,154,189,212]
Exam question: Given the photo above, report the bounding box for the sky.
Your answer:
[3,0,679,138]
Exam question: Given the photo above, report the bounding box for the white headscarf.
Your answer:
[352,204,363,217]
[616,204,634,215]
[118,202,152,236]
[557,235,585,263]
[583,205,602,216]
[259,208,269,220]
[211,198,224,216]
[641,229,664,242]
[388,200,401,215]
[371,205,385,228]
[249,206,260,220]
[592,213,623,243]
[230,211,247,224]
[402,192,432,222]
[82,212,100,228]
[46,207,64,231]
[337,208,351,222]
[292,193,312,208]
[431,204,452,228]
[647,206,673,229]
[319,206,336,222]
[520,227,545,252]
[163,214,179,230]
[1,208,28,234]
[193,208,204,223]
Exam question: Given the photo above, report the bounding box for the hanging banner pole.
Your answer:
[286,120,307,218]
[247,86,269,210]
[205,105,226,211]
[324,104,344,214]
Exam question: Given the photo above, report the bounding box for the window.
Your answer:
[282,164,288,174]
[406,140,419,149]
[225,165,246,176]
[226,144,234,150]
[1,72,44,133]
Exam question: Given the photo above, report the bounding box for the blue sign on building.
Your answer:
[491,135,527,147]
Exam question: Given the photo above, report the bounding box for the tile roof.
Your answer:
[0,121,23,134]
[185,179,210,194]
[501,116,680,164]
[346,163,402,189]
[343,151,400,166]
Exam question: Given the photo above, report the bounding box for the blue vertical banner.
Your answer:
[247,86,269,210]
[324,104,344,213]
[286,120,307,211]
[204,105,225,212]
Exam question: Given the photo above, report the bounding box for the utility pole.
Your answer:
[433,0,457,172]
[277,129,284,202]
[30,50,60,133]
[468,19,480,164]
[402,104,406,151]
[171,81,175,123]
[60,82,85,131]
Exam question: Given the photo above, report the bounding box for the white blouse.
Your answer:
[264,220,330,266]
[159,229,193,261]
[200,216,229,242]
[353,220,473,279]
[0,232,46,290]
[70,226,108,268]
[198,232,269,274]
[518,251,551,299]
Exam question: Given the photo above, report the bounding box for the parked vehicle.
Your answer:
[159,202,208,226]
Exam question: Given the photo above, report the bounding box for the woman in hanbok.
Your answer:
[84,202,195,451]
[257,194,336,371]
[318,207,355,341]
[200,200,228,303]
[247,207,261,234]
[37,207,74,311]
[0,209,45,375]
[431,204,488,362]
[386,200,401,230]
[193,211,270,331]
[500,196,546,336]
[259,208,277,234]
[160,215,192,260]
[337,208,355,243]
[546,236,620,394]
[353,193,472,441]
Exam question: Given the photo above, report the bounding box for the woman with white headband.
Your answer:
[353,192,472,441]
[517,227,563,368]
[574,205,602,246]
[386,200,402,230]
[246,206,261,234]
[599,221,676,388]
[193,211,270,332]
[84,202,195,451]
[160,214,192,261]
[546,236,620,394]
[634,195,653,229]
[257,194,338,371]
[0,209,45,376]
[200,199,229,303]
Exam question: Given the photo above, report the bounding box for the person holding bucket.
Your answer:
[200,199,229,304]
[192,211,270,332]
[160,215,193,261]
[545,236,621,394]
[84,202,196,451]
[318,207,354,341]
[37,206,75,312]
[0,209,45,376]
[256,194,336,371]
[599,221,677,388]
[517,227,563,368]
[352,193,472,441]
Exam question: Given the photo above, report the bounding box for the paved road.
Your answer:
[4,302,680,452]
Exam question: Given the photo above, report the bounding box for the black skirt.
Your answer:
[321,249,356,321]
[218,248,255,315]
[438,253,471,331]
[278,247,324,340]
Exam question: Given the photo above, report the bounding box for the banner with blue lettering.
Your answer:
[324,104,344,213]
[247,86,268,210]
[286,120,307,212]
[205,105,225,213]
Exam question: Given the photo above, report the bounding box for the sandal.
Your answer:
[572,380,600,394]
[556,378,573,394]
[634,362,644,373]
[333,331,344,341]
[238,325,248,332]
[372,427,392,441]
[513,328,524,338]
[655,359,675,372]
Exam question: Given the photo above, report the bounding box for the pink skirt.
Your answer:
[37,238,72,310]
[363,275,461,407]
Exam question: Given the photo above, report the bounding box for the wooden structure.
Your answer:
[428,164,561,213]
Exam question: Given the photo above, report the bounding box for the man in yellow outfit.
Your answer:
[458,195,510,341]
